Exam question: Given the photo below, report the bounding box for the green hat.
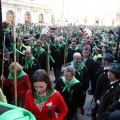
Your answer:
[102,53,115,63]
[0,102,35,120]
[108,63,120,74]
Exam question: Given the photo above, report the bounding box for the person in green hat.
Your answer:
[97,63,120,120]
[0,102,35,120]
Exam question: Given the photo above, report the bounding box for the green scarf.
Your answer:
[70,46,78,51]
[24,56,35,70]
[8,70,26,80]
[53,44,61,52]
[18,44,26,51]
[34,90,56,104]
[93,54,102,61]
[62,77,79,92]
[42,43,49,49]
[3,28,10,35]
[34,48,45,57]
[60,41,65,47]
[71,61,85,76]
[62,77,79,102]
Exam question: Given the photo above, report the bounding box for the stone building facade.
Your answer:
[2,0,120,26]
[2,0,52,25]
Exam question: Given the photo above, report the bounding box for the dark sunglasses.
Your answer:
[36,45,41,46]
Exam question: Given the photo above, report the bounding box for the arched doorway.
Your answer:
[38,14,43,23]
[24,12,31,24]
[6,11,14,25]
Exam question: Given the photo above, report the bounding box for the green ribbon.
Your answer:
[18,44,27,51]
[24,56,35,70]
[34,90,56,104]
[53,44,61,53]
[62,77,79,92]
[8,70,26,80]
[60,41,65,47]
[2,41,6,49]
[16,49,25,55]
[62,77,79,102]
[31,45,34,49]
[2,41,7,52]
[48,54,55,63]
[11,41,16,55]
[47,106,52,118]
[42,43,49,50]
[34,48,45,57]
[16,28,20,34]
[71,61,85,76]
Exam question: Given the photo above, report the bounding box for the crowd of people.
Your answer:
[0,21,120,120]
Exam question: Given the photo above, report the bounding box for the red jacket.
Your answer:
[24,90,68,120]
[4,74,30,98]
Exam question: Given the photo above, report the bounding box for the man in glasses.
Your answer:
[33,40,47,72]
[56,65,83,120]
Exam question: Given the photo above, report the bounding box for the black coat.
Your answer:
[20,57,40,79]
[102,101,120,120]
[33,50,47,72]
[83,57,95,81]
[56,77,83,115]
[50,45,64,68]
[94,69,110,101]
[98,80,120,120]
[67,47,82,63]
[67,62,89,91]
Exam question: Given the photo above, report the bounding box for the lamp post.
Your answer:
[0,0,3,50]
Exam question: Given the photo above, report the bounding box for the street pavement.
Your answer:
[50,70,95,120]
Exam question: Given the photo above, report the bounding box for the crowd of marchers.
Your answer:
[0,21,120,120]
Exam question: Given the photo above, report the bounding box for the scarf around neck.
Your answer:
[70,46,78,51]
[34,90,56,104]
[34,48,45,57]
[53,44,61,52]
[62,76,79,92]
[3,28,10,35]
[24,56,35,70]
[71,61,85,75]
[8,70,26,80]
[42,43,49,49]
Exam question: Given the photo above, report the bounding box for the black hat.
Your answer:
[102,53,114,63]
[108,63,120,74]
[105,47,112,54]
[35,33,40,39]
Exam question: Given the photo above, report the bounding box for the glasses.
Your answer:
[64,75,73,79]
[36,45,41,46]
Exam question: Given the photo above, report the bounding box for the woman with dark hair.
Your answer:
[24,69,68,120]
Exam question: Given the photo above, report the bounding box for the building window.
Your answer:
[24,11,31,24]
[39,14,43,23]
